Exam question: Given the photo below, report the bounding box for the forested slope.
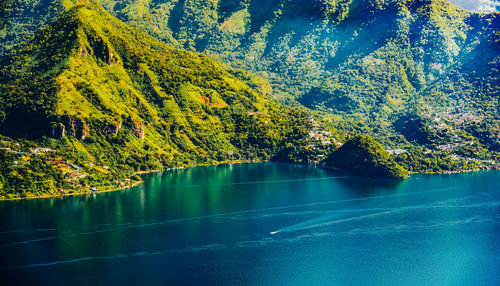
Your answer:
[97,0,499,162]
[94,0,497,113]
[0,0,314,198]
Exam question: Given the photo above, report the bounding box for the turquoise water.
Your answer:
[0,163,499,285]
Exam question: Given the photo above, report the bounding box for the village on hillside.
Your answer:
[0,139,139,195]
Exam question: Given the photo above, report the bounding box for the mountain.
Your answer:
[0,0,316,198]
[97,1,497,109]
[96,0,499,153]
[0,0,497,198]
[2,0,497,148]
[322,134,409,178]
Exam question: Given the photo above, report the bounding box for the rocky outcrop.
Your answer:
[51,117,89,140]
[51,122,66,138]
[79,122,90,140]
[108,49,116,65]
[133,121,145,140]
[65,117,89,140]
[104,120,122,135]
[78,45,89,57]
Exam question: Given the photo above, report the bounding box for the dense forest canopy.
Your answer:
[93,0,499,154]
[323,134,409,179]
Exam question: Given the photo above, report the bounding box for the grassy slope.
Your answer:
[97,1,496,106]
[0,0,312,198]
[99,0,499,150]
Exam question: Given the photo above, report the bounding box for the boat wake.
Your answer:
[4,210,499,270]
[269,196,500,235]
[0,185,484,249]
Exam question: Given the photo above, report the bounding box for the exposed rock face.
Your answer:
[65,117,89,140]
[108,49,116,65]
[51,117,89,140]
[79,121,90,140]
[105,120,122,135]
[78,45,89,57]
[66,117,77,137]
[51,122,66,138]
[133,121,145,140]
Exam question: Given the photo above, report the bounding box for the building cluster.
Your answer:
[305,117,341,148]
[30,147,56,154]
[1,145,56,156]
[308,131,335,146]
[436,141,474,151]
[386,149,408,155]
[0,147,28,156]
[424,110,483,151]
[431,110,483,127]
[47,158,86,184]
[1,140,88,186]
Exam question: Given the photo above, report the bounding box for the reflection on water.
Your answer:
[0,163,499,285]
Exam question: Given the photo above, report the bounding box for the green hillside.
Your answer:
[0,0,498,198]
[2,0,497,151]
[96,0,499,153]
[0,0,315,198]
[322,135,409,179]
[96,1,498,108]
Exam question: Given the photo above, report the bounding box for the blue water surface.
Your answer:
[0,163,499,285]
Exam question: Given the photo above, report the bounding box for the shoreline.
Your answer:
[317,164,408,180]
[320,165,497,176]
[0,159,257,201]
[1,160,497,201]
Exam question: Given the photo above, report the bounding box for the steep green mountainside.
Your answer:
[323,135,409,178]
[98,0,499,164]
[6,0,496,119]
[0,0,497,198]
[97,0,499,115]
[0,0,316,198]
[2,0,497,151]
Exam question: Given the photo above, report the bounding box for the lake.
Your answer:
[1,163,499,285]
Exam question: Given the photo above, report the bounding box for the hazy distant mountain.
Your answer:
[448,0,481,11]
[449,0,500,12]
